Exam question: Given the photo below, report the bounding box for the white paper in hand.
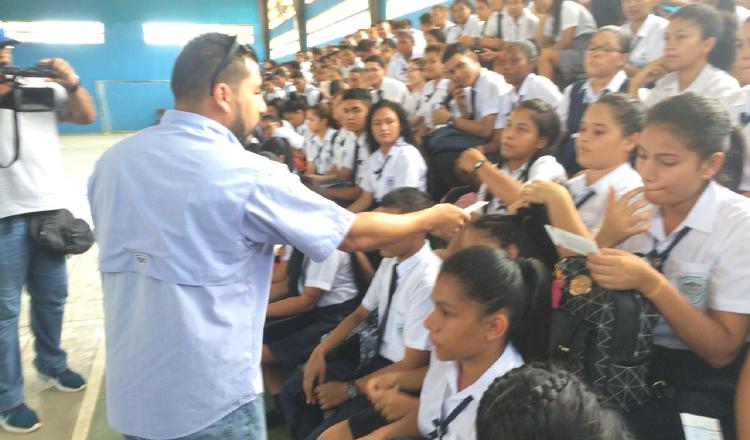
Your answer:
[681,413,724,440]
[544,225,599,255]
[463,201,489,214]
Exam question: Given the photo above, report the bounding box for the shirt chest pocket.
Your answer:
[673,262,712,309]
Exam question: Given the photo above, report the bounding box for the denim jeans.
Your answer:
[124,397,267,440]
[0,214,69,412]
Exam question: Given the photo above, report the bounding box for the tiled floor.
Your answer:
[1,133,293,440]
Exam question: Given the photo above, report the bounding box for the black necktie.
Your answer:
[469,86,477,120]
[648,227,691,273]
[378,89,384,102]
[375,263,399,351]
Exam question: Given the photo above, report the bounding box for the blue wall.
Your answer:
[2,0,264,133]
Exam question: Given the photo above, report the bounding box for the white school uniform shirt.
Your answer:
[361,242,440,361]
[295,121,310,139]
[387,52,412,84]
[304,128,337,175]
[621,14,668,69]
[543,0,597,41]
[404,86,425,116]
[417,345,524,440]
[618,181,750,349]
[338,131,371,187]
[454,68,513,125]
[418,79,451,129]
[557,70,628,129]
[566,163,643,233]
[273,124,305,150]
[372,77,409,105]
[299,85,322,107]
[485,8,538,41]
[359,138,427,201]
[445,15,483,43]
[477,155,568,215]
[721,86,750,192]
[641,63,740,109]
[512,73,563,109]
[300,250,358,308]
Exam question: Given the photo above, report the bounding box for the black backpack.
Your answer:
[548,255,660,412]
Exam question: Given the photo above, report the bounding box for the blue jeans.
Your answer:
[0,215,69,412]
[124,397,267,440]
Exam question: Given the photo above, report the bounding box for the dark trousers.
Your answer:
[279,355,391,440]
[626,344,749,440]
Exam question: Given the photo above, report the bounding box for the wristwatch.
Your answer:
[345,382,360,400]
[447,115,456,126]
[473,159,487,173]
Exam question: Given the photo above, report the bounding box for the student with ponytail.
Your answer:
[475,362,635,440]
[321,247,550,440]
[587,92,750,439]
[630,3,739,108]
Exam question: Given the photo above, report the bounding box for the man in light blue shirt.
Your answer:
[87,33,468,440]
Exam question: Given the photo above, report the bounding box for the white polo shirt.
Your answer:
[619,181,750,349]
[386,52,416,84]
[566,163,643,233]
[543,0,596,41]
[272,124,305,150]
[418,79,450,129]
[337,131,371,187]
[721,86,750,192]
[446,15,483,43]
[621,14,668,69]
[641,63,740,109]
[305,128,337,175]
[372,77,409,105]
[404,86,425,116]
[417,345,524,440]
[477,155,567,215]
[483,9,538,41]
[512,73,563,109]
[359,138,427,201]
[300,250,358,308]
[361,242,440,362]
[557,70,628,129]
[455,68,513,123]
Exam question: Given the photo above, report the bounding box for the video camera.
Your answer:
[0,61,59,111]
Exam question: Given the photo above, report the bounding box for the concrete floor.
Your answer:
[0,133,293,440]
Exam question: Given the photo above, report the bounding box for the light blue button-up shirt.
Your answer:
[88,110,355,439]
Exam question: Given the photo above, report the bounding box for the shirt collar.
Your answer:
[648,181,720,240]
[634,14,658,38]
[445,343,523,397]
[161,110,240,146]
[397,241,432,278]
[516,73,534,99]
[589,163,636,194]
[582,70,627,103]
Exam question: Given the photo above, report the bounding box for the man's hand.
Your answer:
[426,204,471,239]
[302,347,327,404]
[42,58,80,90]
[314,381,349,410]
[0,81,12,98]
[432,107,453,125]
[372,388,419,422]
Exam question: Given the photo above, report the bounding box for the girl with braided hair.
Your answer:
[475,362,635,440]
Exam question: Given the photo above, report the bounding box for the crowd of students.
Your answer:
[250,1,750,439]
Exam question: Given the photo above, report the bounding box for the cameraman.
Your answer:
[0,28,95,434]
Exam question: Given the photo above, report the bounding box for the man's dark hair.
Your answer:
[380,187,433,214]
[272,67,288,78]
[282,98,307,114]
[261,114,281,123]
[342,88,372,105]
[364,55,386,68]
[290,70,305,80]
[427,28,447,44]
[337,44,355,52]
[442,42,474,63]
[420,12,433,26]
[380,38,397,49]
[356,39,376,52]
[171,33,257,102]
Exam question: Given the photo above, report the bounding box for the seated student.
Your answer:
[585,93,750,440]
[739,351,750,439]
[446,0,483,44]
[412,45,450,141]
[556,26,631,176]
[279,188,440,440]
[721,17,750,196]
[347,67,368,90]
[386,31,419,84]
[324,247,548,440]
[620,0,668,76]
[282,98,310,138]
[273,67,297,96]
[261,114,305,151]
[356,40,378,64]
[339,44,365,78]
[521,93,645,235]
[404,59,427,117]
[534,0,598,85]
[630,4,739,108]
[429,43,513,198]
[496,40,563,108]
[457,99,567,216]
[425,28,447,45]
[291,70,322,107]
[364,55,408,105]
[348,101,427,213]
[261,247,361,411]
[475,362,636,440]
[263,74,287,102]
[478,0,539,54]
[304,104,340,183]
[378,38,397,66]
[419,12,433,35]
[261,136,297,174]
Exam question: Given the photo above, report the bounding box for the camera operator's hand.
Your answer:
[41,58,80,90]
[0,81,12,98]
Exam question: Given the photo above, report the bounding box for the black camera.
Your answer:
[0,61,59,111]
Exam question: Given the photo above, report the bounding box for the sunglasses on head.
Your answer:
[208,35,256,95]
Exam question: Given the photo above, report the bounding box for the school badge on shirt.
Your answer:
[677,275,708,307]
